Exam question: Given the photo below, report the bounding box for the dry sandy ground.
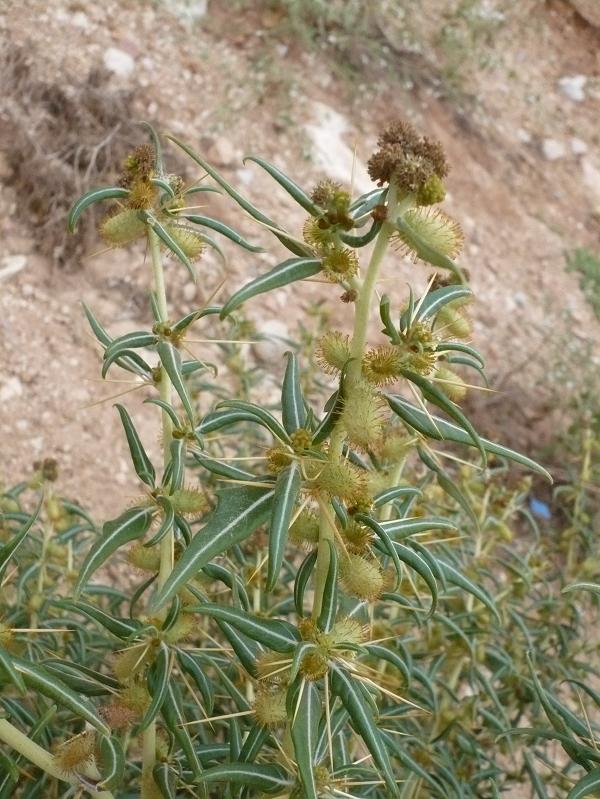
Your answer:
[0,0,599,518]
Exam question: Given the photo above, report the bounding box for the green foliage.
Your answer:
[566,247,600,321]
[0,120,596,799]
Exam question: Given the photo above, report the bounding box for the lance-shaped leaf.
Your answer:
[379,293,401,344]
[138,644,171,731]
[0,496,41,580]
[152,485,275,609]
[176,650,214,714]
[67,186,129,233]
[144,213,196,281]
[330,667,399,797]
[418,446,478,528]
[0,649,26,695]
[12,658,110,735]
[74,506,153,597]
[114,404,156,486]
[152,762,177,799]
[365,645,411,686]
[239,723,271,763]
[402,284,472,326]
[42,661,119,696]
[439,559,500,622]
[291,680,321,799]
[216,620,260,677]
[186,604,299,653]
[199,763,291,794]
[220,257,322,317]
[196,408,262,435]
[217,400,291,443]
[318,540,339,632]
[244,156,321,215]
[157,341,196,426]
[167,136,311,255]
[57,600,141,640]
[183,214,264,252]
[281,351,307,433]
[161,681,203,779]
[294,550,318,616]
[436,341,485,367]
[341,218,383,249]
[380,516,455,540]
[145,497,175,547]
[267,462,301,591]
[373,486,421,508]
[568,768,600,798]
[349,187,386,216]
[385,395,552,481]
[400,369,486,464]
[97,735,126,791]
[392,542,438,617]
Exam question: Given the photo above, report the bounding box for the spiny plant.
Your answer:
[4,118,596,799]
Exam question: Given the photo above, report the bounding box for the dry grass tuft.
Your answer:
[0,43,141,267]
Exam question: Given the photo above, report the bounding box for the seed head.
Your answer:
[290,428,313,452]
[362,345,404,385]
[299,649,329,681]
[435,304,472,340]
[169,487,209,518]
[394,207,464,263]
[313,460,366,504]
[289,509,320,547]
[54,731,95,773]
[368,120,448,192]
[253,686,288,726]
[100,209,147,247]
[339,554,384,601]
[267,447,293,474]
[315,331,351,375]
[323,247,359,282]
[164,225,205,261]
[340,380,386,450]
[435,365,467,403]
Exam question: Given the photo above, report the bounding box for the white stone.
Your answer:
[581,157,600,212]
[541,139,566,161]
[71,12,92,31]
[207,137,237,167]
[303,102,372,193]
[182,282,197,302]
[0,376,23,402]
[164,0,208,23]
[0,255,27,281]
[516,127,532,144]
[103,47,135,78]
[570,137,588,155]
[251,319,290,364]
[558,74,587,102]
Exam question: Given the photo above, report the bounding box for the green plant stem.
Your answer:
[312,185,410,618]
[144,228,174,796]
[0,719,114,798]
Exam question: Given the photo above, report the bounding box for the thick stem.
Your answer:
[148,228,174,590]
[0,719,114,799]
[144,228,174,794]
[312,185,410,617]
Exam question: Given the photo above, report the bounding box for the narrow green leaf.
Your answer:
[145,213,196,281]
[317,540,338,632]
[379,293,401,344]
[68,187,129,233]
[0,649,26,695]
[216,620,260,677]
[294,550,318,616]
[244,156,321,215]
[167,136,311,255]
[218,400,291,443]
[436,341,485,367]
[0,496,41,580]
[281,351,307,433]
[340,219,383,247]
[57,600,140,640]
[152,485,274,609]
[75,506,153,596]
[177,650,214,714]
[330,667,399,798]
[157,341,196,426]
[184,214,265,252]
[220,257,322,317]
[373,486,421,508]
[393,542,438,617]
[186,604,299,653]
[97,735,125,791]
[199,763,291,793]
[152,762,177,799]
[385,395,552,481]
[145,498,175,548]
[401,369,486,464]
[439,559,500,621]
[291,680,321,799]
[563,582,600,598]
[417,446,478,528]
[267,463,301,591]
[380,516,455,539]
[12,657,110,734]
[568,769,600,799]
[115,404,156,486]
[161,681,203,779]
[139,644,171,731]
[404,285,472,326]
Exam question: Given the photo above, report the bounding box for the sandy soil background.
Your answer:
[0,0,599,518]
